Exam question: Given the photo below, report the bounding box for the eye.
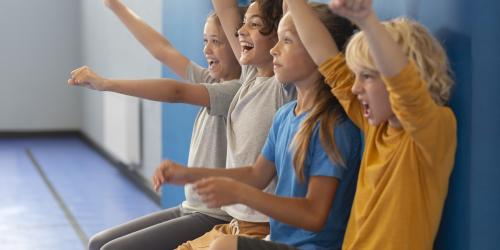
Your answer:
[248,18,264,29]
[283,37,292,44]
[250,22,262,29]
[360,72,373,80]
[211,39,221,46]
[203,39,208,45]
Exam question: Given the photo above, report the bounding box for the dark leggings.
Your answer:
[88,206,228,250]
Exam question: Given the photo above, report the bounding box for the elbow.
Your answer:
[304,217,327,233]
[150,44,172,64]
[302,209,329,232]
[169,88,183,103]
[151,49,167,63]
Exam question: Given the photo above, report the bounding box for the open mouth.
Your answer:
[362,101,371,118]
[208,59,219,70]
[240,41,254,53]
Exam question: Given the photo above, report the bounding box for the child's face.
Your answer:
[270,14,318,85]
[203,18,240,81]
[237,2,278,68]
[351,67,400,126]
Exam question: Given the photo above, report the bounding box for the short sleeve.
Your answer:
[186,61,217,84]
[202,80,241,117]
[240,65,257,86]
[308,118,361,180]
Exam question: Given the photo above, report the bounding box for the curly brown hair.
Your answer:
[252,0,283,36]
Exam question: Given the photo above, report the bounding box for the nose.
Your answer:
[270,41,280,57]
[237,23,249,38]
[351,78,363,95]
[203,42,212,56]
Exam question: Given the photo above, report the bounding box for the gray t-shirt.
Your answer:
[181,62,241,221]
[206,65,296,222]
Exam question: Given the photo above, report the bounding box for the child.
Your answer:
[200,3,361,250]
[153,0,296,248]
[291,0,456,248]
[68,1,244,249]
[155,4,360,249]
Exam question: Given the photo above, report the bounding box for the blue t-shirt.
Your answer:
[261,101,362,250]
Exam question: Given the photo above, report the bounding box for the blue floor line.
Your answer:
[25,148,88,246]
[0,136,161,249]
[0,144,84,250]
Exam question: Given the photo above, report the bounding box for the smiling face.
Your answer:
[350,66,400,126]
[237,2,277,69]
[203,17,240,81]
[270,14,318,86]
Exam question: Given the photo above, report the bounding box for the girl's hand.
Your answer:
[329,0,374,26]
[68,66,109,91]
[194,177,244,208]
[152,160,189,192]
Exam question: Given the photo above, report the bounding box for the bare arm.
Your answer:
[211,0,242,60]
[107,79,209,106]
[69,66,209,107]
[285,0,340,65]
[153,155,276,191]
[105,0,190,79]
[196,176,339,232]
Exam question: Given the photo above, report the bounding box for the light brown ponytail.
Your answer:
[290,3,355,182]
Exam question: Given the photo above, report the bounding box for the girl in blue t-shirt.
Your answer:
[156,3,361,250]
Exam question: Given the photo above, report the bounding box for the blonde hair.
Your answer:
[345,17,454,105]
[291,3,354,182]
[207,6,247,28]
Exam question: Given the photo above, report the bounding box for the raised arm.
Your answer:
[69,66,209,107]
[211,0,242,60]
[330,0,407,76]
[285,0,340,65]
[286,0,366,129]
[104,0,190,79]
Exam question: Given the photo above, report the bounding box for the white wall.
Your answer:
[80,0,163,181]
[0,0,82,131]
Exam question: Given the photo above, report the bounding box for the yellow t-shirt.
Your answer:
[319,54,457,250]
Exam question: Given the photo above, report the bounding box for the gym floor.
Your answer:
[0,135,160,250]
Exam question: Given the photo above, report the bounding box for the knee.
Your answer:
[209,235,238,250]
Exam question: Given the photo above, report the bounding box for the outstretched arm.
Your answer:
[69,66,209,107]
[285,0,340,66]
[152,155,276,192]
[211,0,242,61]
[104,0,190,79]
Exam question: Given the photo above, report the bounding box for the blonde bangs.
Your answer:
[345,18,454,105]
[345,31,377,73]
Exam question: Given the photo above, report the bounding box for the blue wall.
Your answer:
[160,0,500,249]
